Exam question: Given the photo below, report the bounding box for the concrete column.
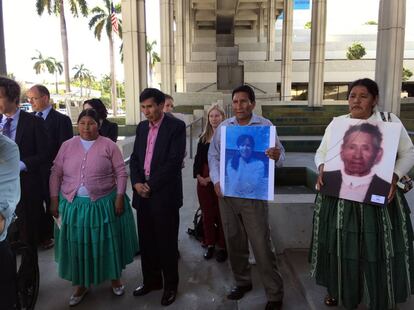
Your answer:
[185,0,191,63]
[160,0,175,94]
[0,0,7,75]
[307,0,327,107]
[281,0,293,101]
[258,5,264,43]
[121,0,147,125]
[190,3,195,48]
[266,0,275,60]
[375,0,406,115]
[175,0,185,92]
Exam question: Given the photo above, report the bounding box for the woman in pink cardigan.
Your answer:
[50,109,138,306]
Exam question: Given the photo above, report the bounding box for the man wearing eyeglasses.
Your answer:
[0,77,49,251]
[0,134,20,309]
[27,85,73,249]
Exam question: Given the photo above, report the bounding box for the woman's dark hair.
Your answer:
[347,78,379,99]
[77,108,100,125]
[83,98,108,119]
[231,134,255,170]
[139,88,165,105]
[0,76,20,105]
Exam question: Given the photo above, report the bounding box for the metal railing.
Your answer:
[195,82,217,93]
[245,82,267,94]
[187,116,204,159]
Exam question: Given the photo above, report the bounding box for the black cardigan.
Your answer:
[99,119,118,142]
[193,139,210,178]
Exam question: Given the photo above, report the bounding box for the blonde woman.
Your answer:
[193,104,227,261]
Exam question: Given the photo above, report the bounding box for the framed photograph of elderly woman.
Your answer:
[220,126,276,201]
[321,118,402,206]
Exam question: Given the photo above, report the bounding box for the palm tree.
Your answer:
[88,0,122,116]
[146,40,160,87]
[36,0,88,93]
[72,64,92,97]
[32,51,64,94]
[51,58,63,94]
[32,50,55,75]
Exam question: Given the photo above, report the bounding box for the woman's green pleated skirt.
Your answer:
[54,191,139,287]
[310,190,414,310]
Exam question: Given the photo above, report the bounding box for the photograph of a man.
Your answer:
[223,126,274,200]
[321,120,400,206]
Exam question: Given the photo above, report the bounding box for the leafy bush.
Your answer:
[402,67,413,82]
[346,42,366,60]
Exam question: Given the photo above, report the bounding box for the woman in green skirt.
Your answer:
[50,109,139,306]
[311,78,414,309]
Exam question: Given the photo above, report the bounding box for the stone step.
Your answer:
[277,126,326,136]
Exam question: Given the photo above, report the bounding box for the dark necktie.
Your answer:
[2,117,13,138]
[37,111,43,118]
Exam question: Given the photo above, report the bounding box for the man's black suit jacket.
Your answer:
[321,170,391,206]
[130,114,186,209]
[99,118,118,142]
[35,108,73,202]
[41,108,73,162]
[0,110,50,201]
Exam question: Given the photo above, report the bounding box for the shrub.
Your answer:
[346,42,366,60]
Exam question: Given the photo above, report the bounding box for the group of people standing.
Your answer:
[1,76,414,310]
[0,76,139,309]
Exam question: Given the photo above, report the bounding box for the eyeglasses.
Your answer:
[27,95,44,101]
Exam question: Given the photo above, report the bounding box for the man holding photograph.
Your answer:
[208,85,285,310]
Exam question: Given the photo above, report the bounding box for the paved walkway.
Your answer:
[34,153,414,309]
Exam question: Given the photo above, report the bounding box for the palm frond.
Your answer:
[114,3,122,14]
[94,19,106,41]
[68,0,88,18]
[88,13,105,29]
[104,0,111,11]
[69,0,79,17]
[152,52,160,63]
[53,0,60,15]
[78,0,88,16]
[117,23,123,39]
[90,6,105,15]
[46,60,55,74]
[35,0,53,15]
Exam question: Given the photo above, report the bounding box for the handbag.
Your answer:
[380,111,414,193]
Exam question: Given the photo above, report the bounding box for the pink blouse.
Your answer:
[49,136,127,202]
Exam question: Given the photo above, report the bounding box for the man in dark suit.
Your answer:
[27,84,73,249]
[322,170,390,205]
[320,122,391,206]
[130,88,186,306]
[0,77,50,250]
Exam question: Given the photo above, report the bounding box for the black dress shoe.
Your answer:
[203,246,215,260]
[133,284,163,296]
[215,249,227,262]
[161,289,177,306]
[265,300,283,310]
[227,284,253,300]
